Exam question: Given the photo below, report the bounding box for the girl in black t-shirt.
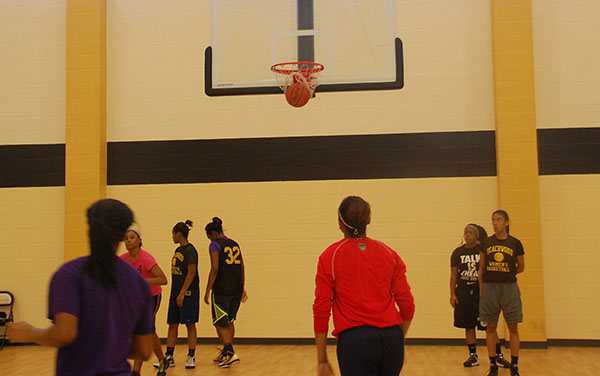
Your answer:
[450,224,486,367]
[164,220,200,369]
[478,210,525,376]
[450,224,511,369]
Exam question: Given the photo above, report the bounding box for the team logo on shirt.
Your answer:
[459,254,479,281]
[494,252,504,262]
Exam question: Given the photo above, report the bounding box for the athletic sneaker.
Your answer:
[156,357,169,376]
[486,365,499,376]
[213,349,225,363]
[218,352,240,368]
[496,353,511,368]
[463,353,479,367]
[185,355,196,369]
[510,365,520,376]
[153,355,175,369]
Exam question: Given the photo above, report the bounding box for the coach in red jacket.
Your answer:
[313,196,415,376]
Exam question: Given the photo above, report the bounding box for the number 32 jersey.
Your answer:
[210,236,244,295]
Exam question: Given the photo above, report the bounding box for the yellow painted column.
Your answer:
[491,0,546,343]
[65,0,107,261]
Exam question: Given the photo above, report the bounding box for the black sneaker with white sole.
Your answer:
[486,365,499,376]
[463,354,479,367]
[496,353,511,368]
[153,355,175,369]
[510,365,520,376]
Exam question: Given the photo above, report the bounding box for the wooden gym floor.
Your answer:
[1,343,598,375]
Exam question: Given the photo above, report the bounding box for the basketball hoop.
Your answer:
[271,62,324,97]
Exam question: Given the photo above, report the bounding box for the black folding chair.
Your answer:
[0,291,14,350]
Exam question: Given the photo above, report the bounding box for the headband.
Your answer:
[127,228,142,238]
[465,224,479,238]
[338,210,359,236]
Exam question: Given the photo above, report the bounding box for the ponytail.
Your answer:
[82,199,134,290]
[205,217,223,235]
[173,220,193,239]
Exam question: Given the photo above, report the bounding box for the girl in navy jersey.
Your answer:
[479,210,525,376]
[203,217,248,368]
[313,196,415,376]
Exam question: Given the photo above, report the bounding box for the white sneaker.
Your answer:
[185,355,196,369]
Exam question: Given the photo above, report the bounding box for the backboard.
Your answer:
[205,0,403,96]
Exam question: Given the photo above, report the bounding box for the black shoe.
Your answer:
[156,357,170,376]
[511,365,520,376]
[154,355,175,369]
[496,353,511,368]
[130,372,141,376]
[463,353,479,367]
[486,365,499,376]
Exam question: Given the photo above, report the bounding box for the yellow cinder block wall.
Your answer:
[106,0,498,340]
[109,178,498,338]
[0,0,66,328]
[533,0,600,339]
[2,0,600,342]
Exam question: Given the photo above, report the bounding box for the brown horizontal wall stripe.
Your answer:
[107,131,497,185]
[0,144,65,188]
[2,128,598,188]
[538,128,600,175]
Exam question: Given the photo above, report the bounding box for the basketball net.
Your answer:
[271,62,324,96]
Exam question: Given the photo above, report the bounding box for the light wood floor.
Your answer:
[1,344,598,375]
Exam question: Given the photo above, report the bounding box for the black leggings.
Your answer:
[337,325,405,376]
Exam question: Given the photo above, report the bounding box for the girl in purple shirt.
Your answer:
[7,199,154,376]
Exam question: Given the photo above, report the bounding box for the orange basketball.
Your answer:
[285,82,311,107]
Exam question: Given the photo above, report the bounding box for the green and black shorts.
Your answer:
[211,292,243,326]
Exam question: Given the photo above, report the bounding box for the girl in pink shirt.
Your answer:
[122,229,169,376]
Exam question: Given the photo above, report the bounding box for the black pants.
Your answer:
[337,325,405,376]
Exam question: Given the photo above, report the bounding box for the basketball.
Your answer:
[285,82,311,107]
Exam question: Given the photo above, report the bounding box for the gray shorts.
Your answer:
[479,282,523,324]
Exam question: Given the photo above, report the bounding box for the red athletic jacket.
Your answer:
[313,237,415,337]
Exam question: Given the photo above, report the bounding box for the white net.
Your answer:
[271,62,323,94]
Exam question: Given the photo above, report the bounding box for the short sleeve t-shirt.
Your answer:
[48,256,154,376]
[482,235,525,283]
[450,243,481,288]
[171,243,200,298]
[120,249,162,296]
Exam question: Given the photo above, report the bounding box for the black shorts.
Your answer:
[211,292,242,326]
[152,294,162,316]
[151,294,162,330]
[454,285,482,329]
[337,325,405,376]
[167,296,199,325]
